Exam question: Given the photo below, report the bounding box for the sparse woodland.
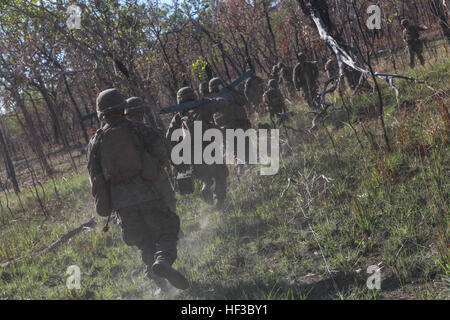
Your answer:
[0,0,448,300]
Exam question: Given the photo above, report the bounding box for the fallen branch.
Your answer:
[1,217,97,268]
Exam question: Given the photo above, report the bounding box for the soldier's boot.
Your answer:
[152,258,189,290]
[145,267,169,293]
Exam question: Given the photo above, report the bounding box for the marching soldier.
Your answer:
[293,53,319,109]
[87,89,189,292]
[401,19,428,68]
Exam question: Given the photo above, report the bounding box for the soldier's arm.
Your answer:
[86,136,104,190]
[166,113,182,142]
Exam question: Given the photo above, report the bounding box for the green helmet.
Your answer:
[199,81,209,95]
[268,79,278,89]
[96,88,126,119]
[125,97,145,116]
[209,77,225,94]
[177,87,197,104]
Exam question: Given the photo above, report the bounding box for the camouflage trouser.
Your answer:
[407,40,425,68]
[268,106,284,126]
[299,82,318,110]
[193,163,228,205]
[118,200,180,267]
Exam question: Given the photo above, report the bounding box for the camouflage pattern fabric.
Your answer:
[278,65,296,100]
[244,75,264,113]
[87,116,179,269]
[293,61,319,109]
[403,25,427,68]
[263,88,286,117]
[118,200,180,266]
[165,99,229,206]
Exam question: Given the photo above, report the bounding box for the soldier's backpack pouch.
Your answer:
[99,124,142,184]
[176,170,194,195]
[91,175,112,217]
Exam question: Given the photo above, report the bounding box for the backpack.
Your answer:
[98,122,160,184]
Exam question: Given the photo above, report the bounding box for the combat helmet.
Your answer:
[96,88,126,119]
[209,77,225,94]
[125,97,145,116]
[177,87,197,104]
[268,79,278,89]
[401,19,409,27]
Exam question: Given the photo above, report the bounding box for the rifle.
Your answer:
[160,69,254,114]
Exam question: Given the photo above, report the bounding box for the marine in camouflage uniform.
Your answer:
[401,19,427,68]
[210,77,252,167]
[244,75,265,114]
[263,79,288,127]
[87,89,188,292]
[209,77,251,132]
[278,63,296,101]
[293,53,319,109]
[166,87,229,208]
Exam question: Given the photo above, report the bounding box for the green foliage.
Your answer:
[190,59,209,81]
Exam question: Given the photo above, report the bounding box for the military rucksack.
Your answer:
[98,122,160,184]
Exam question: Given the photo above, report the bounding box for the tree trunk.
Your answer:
[0,125,20,194]
[430,0,450,44]
[12,90,53,176]
[62,75,90,144]
[33,79,69,148]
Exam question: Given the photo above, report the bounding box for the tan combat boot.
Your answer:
[152,258,189,290]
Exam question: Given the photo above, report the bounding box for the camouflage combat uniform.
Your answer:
[244,75,265,114]
[166,87,229,207]
[88,89,188,291]
[263,79,288,126]
[209,78,251,132]
[293,54,319,109]
[278,64,296,101]
[402,19,427,68]
[210,78,252,164]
